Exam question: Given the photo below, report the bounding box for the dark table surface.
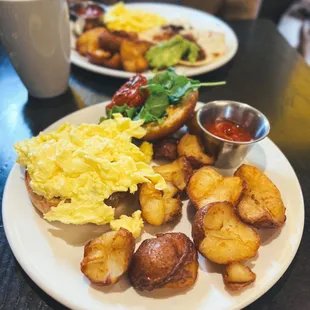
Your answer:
[1,19,310,310]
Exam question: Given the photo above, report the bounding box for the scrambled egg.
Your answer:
[15,114,165,225]
[104,2,167,33]
[110,210,144,238]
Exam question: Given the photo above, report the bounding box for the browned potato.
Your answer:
[81,229,135,285]
[187,166,244,209]
[234,164,286,228]
[153,157,193,191]
[139,182,181,226]
[76,27,108,56]
[129,232,198,291]
[223,262,256,291]
[192,202,260,264]
[177,134,214,168]
[153,139,178,161]
[120,40,150,72]
[143,90,198,141]
[25,171,60,214]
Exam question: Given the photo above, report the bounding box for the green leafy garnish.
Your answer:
[106,104,139,120]
[136,84,169,124]
[100,68,225,125]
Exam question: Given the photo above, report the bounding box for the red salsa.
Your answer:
[204,119,252,142]
[107,75,148,109]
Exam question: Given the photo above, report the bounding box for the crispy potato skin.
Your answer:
[129,233,198,291]
[187,166,245,209]
[76,27,107,56]
[223,262,256,291]
[153,139,178,161]
[25,171,60,214]
[120,40,150,73]
[235,164,286,228]
[143,90,198,141]
[192,202,260,264]
[177,134,214,168]
[153,157,193,191]
[81,229,135,285]
[139,182,181,226]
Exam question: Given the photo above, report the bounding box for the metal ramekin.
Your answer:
[197,100,270,169]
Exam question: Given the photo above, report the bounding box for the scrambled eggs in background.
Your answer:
[14,114,165,225]
[104,2,167,33]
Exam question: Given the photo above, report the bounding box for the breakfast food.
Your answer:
[177,133,214,168]
[14,76,289,297]
[153,157,193,191]
[139,181,181,226]
[187,166,244,209]
[234,164,286,228]
[81,229,135,285]
[110,210,144,238]
[104,2,167,33]
[14,114,165,225]
[104,68,224,141]
[129,233,198,291]
[153,138,178,160]
[223,262,256,291]
[192,202,260,264]
[73,2,227,72]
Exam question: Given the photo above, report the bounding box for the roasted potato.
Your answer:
[187,166,244,209]
[81,229,135,285]
[120,40,150,72]
[177,134,214,168]
[223,262,256,291]
[153,139,178,161]
[129,232,198,291]
[76,27,108,56]
[139,182,181,226]
[234,165,286,228]
[192,202,260,264]
[143,90,198,141]
[153,157,193,191]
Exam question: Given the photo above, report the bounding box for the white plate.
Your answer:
[70,2,238,78]
[3,102,304,310]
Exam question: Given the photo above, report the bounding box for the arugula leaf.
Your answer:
[137,84,169,124]
[106,104,139,120]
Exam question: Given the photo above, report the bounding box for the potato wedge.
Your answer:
[139,182,181,226]
[120,40,150,73]
[177,134,214,168]
[192,202,260,264]
[153,157,193,191]
[76,27,107,56]
[235,164,286,228]
[129,232,198,291]
[81,229,135,285]
[143,90,198,141]
[223,262,256,291]
[187,166,244,209]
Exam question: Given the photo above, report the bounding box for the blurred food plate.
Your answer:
[70,2,238,78]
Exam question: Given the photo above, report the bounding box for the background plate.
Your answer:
[3,102,304,310]
[70,2,238,78]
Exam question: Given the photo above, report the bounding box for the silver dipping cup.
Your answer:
[197,101,270,169]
